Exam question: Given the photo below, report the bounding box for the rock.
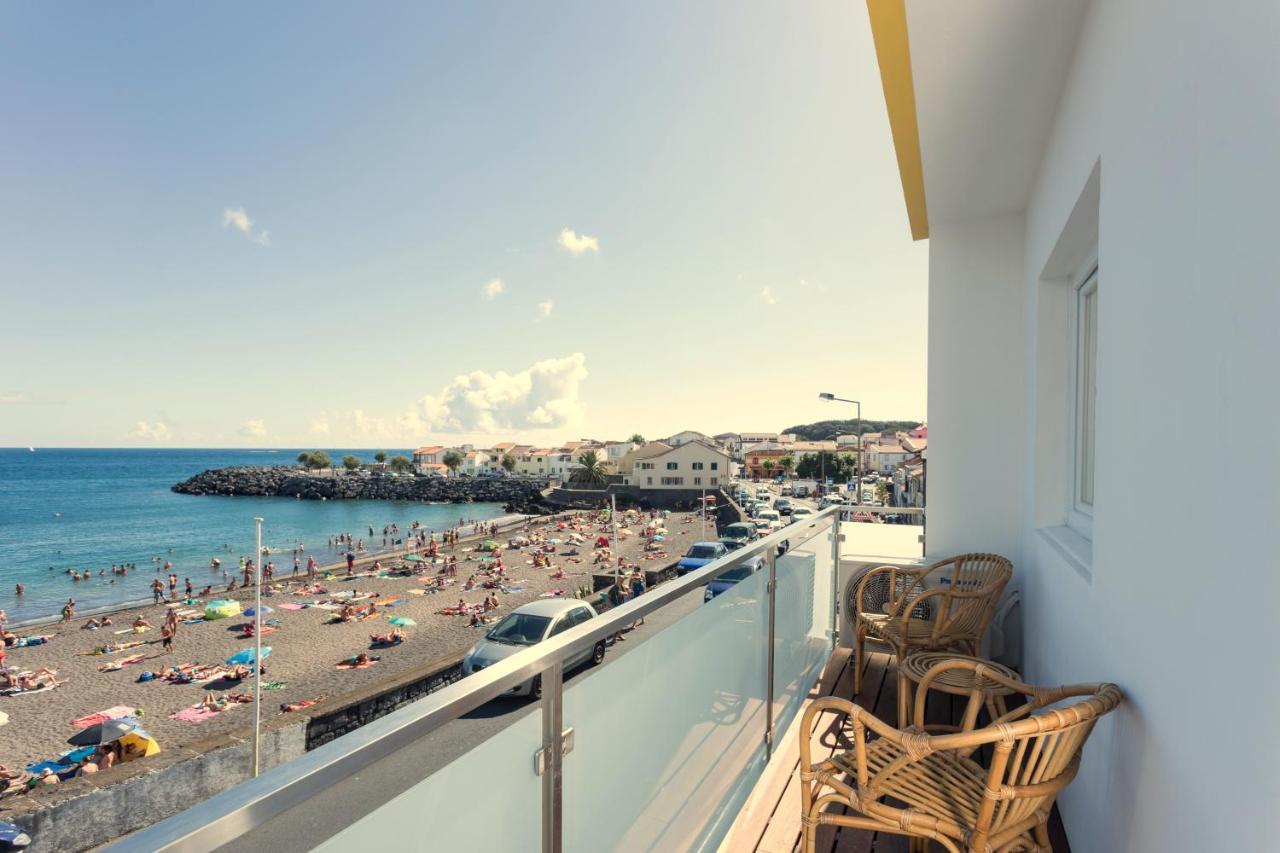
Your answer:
[172,467,554,513]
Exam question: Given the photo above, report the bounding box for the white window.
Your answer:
[1070,264,1098,535]
[693,476,702,485]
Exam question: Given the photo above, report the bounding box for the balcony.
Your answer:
[107,506,1063,853]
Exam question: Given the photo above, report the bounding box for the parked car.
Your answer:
[779,484,794,496]
[720,521,759,548]
[754,510,782,532]
[773,497,793,516]
[461,600,605,696]
[790,506,814,523]
[703,557,766,601]
[676,541,729,575]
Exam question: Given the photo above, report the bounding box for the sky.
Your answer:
[0,1,927,448]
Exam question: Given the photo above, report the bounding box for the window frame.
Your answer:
[1068,254,1099,538]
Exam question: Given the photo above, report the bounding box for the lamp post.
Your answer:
[818,393,862,504]
[252,517,263,777]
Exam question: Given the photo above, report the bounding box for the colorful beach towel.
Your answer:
[277,603,305,611]
[170,706,219,723]
[71,705,137,730]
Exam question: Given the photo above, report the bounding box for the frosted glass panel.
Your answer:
[562,558,771,853]
[772,519,835,737]
[316,707,542,853]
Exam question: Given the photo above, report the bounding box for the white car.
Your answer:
[462,599,605,696]
[754,510,783,532]
[790,506,815,523]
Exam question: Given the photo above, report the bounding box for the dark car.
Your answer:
[773,497,794,516]
[703,557,765,601]
[676,542,728,575]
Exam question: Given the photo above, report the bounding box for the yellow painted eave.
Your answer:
[867,0,929,241]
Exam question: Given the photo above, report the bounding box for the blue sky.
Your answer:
[0,1,926,447]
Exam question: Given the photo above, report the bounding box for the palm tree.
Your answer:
[570,450,608,487]
[501,453,516,474]
[628,433,646,445]
[442,450,463,476]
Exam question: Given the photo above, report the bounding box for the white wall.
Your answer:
[926,213,1030,561]
[929,2,1280,849]
[628,442,731,490]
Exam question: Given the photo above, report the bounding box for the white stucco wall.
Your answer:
[926,2,1280,849]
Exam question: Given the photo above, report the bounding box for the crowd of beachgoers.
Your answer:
[0,506,703,796]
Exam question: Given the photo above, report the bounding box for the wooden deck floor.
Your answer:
[722,649,1071,853]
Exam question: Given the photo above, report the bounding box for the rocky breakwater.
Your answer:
[172,467,553,513]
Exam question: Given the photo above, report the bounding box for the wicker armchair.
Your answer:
[800,660,1122,853]
[853,553,1012,722]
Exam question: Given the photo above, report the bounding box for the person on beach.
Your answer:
[168,573,178,596]
[151,578,165,604]
[346,552,355,577]
[185,578,193,597]
[61,599,75,623]
[161,624,174,653]
[132,615,152,632]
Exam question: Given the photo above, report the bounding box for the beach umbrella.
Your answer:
[119,730,161,758]
[388,617,417,627]
[402,554,427,564]
[67,717,141,747]
[227,646,272,666]
[243,605,272,617]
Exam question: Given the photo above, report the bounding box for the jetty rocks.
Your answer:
[172,467,553,513]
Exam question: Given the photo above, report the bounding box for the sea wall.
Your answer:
[172,467,552,513]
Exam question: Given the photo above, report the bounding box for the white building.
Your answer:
[625,441,733,491]
[868,1,1279,850]
[660,429,714,448]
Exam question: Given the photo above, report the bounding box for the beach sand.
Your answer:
[0,509,703,771]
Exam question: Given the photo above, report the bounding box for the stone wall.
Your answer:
[172,466,552,512]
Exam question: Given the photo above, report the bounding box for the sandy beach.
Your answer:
[0,508,706,774]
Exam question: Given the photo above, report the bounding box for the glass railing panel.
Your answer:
[561,550,771,853]
[772,517,835,737]
[312,706,543,852]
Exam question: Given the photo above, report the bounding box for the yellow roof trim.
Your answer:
[868,0,928,240]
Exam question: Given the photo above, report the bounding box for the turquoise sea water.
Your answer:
[0,448,507,622]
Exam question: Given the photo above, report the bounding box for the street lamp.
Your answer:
[818,393,862,504]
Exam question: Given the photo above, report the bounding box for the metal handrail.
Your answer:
[107,508,842,853]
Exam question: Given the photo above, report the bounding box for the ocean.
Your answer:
[0,448,508,623]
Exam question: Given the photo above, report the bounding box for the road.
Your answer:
[218,584,705,852]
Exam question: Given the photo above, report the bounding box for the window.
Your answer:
[693,476,702,485]
[639,462,653,470]
[666,462,678,470]
[646,476,652,485]
[710,477,718,485]
[1071,264,1098,533]
[710,462,718,470]
[691,462,704,470]
[661,476,684,486]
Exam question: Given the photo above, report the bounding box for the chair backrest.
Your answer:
[922,553,1012,646]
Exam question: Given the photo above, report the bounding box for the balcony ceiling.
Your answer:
[899,0,1089,230]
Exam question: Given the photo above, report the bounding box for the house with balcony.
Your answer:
[110,3,1276,853]
[411,445,445,472]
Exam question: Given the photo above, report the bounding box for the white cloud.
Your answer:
[481,278,505,301]
[130,420,172,441]
[223,207,271,247]
[405,352,588,433]
[0,393,28,405]
[308,415,331,436]
[537,300,554,319]
[557,227,599,256]
[760,286,778,305]
[239,418,268,439]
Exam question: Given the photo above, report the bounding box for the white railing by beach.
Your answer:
[103,506,920,853]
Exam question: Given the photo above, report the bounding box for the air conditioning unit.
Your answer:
[836,555,928,649]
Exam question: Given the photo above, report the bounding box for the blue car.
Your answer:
[676,542,728,575]
[704,558,765,601]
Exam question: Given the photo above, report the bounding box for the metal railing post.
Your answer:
[541,661,564,853]
[764,547,777,761]
[830,512,841,645]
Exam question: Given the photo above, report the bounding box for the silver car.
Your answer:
[461,599,605,696]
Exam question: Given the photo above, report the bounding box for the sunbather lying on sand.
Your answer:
[0,668,59,691]
[200,692,253,712]
[336,653,380,669]
[280,697,322,713]
[369,629,405,647]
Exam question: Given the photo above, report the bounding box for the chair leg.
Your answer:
[853,634,864,694]
[1033,819,1052,851]
[897,667,911,729]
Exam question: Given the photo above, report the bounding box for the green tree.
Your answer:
[762,459,776,478]
[374,451,387,464]
[569,450,608,487]
[302,450,332,471]
[779,455,794,477]
[341,455,360,471]
[296,452,310,468]
[628,433,645,444]
[795,451,853,482]
[389,455,413,473]
[501,453,516,473]
[442,450,463,475]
